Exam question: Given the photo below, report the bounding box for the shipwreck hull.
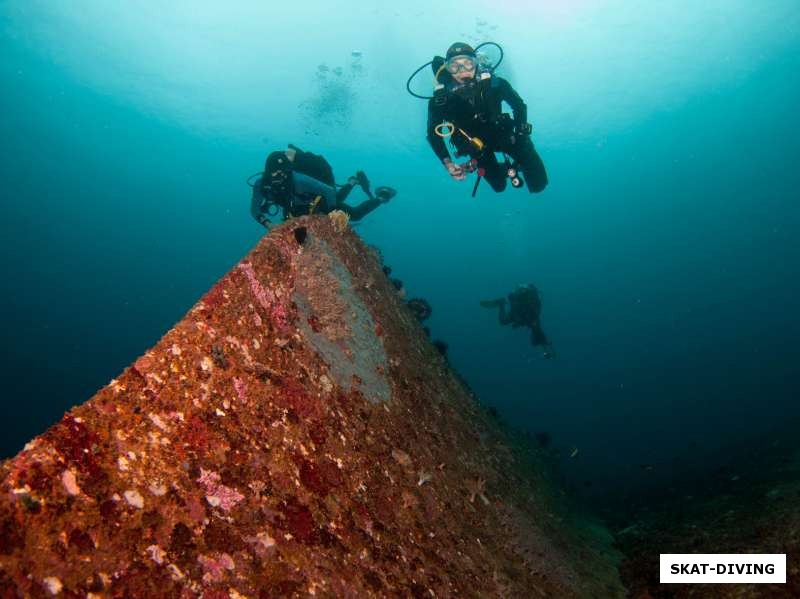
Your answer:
[0,216,622,598]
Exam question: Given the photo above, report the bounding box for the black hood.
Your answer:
[446,42,476,60]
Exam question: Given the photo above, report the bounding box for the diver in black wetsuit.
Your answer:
[426,42,548,194]
[250,145,396,226]
[481,284,554,359]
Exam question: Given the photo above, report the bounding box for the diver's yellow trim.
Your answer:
[309,195,322,215]
[468,133,485,152]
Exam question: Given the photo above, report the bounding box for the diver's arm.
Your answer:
[426,102,451,162]
[498,77,528,129]
[427,103,467,181]
[250,183,270,227]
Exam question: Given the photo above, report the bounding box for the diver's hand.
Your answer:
[347,176,359,186]
[443,158,466,181]
[515,122,533,136]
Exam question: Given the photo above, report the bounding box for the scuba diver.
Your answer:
[408,42,547,196]
[480,284,555,359]
[249,144,396,226]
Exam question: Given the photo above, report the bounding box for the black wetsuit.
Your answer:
[250,173,382,226]
[498,287,550,347]
[427,74,547,193]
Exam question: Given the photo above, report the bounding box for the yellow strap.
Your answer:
[309,195,322,215]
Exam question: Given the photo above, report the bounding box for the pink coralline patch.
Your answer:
[238,262,274,312]
[197,469,244,511]
[238,262,289,329]
[198,552,235,583]
[270,303,289,329]
[232,377,247,404]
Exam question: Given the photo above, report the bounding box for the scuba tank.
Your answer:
[287,144,336,187]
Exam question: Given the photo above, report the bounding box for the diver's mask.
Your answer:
[264,151,293,203]
[445,54,477,75]
[268,169,291,203]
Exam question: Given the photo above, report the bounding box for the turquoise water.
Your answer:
[1,1,799,508]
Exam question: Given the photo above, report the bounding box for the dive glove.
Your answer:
[355,170,371,192]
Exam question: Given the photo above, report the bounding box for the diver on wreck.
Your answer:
[407,42,547,197]
[248,144,396,226]
[480,284,555,359]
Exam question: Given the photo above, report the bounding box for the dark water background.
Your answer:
[2,2,799,514]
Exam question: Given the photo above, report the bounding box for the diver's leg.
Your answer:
[477,152,507,192]
[532,324,555,358]
[531,320,556,360]
[335,181,356,203]
[339,198,382,221]
[508,136,548,193]
[530,321,549,346]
